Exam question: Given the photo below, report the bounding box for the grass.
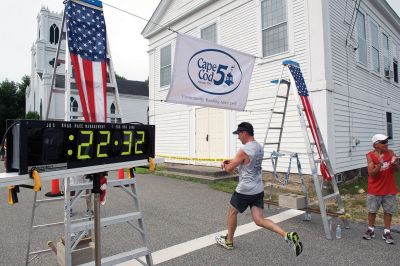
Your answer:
[209,180,238,193]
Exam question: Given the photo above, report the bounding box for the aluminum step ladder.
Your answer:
[25,171,153,266]
[262,71,311,220]
[263,60,345,239]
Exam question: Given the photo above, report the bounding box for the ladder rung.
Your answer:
[33,217,90,230]
[69,179,136,191]
[276,95,288,99]
[108,179,136,187]
[269,127,283,130]
[323,192,340,201]
[272,111,285,115]
[80,247,150,266]
[264,142,280,145]
[71,212,142,232]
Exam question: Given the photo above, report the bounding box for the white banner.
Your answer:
[166,34,255,111]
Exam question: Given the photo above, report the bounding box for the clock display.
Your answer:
[6,120,155,175]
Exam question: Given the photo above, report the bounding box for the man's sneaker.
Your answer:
[382,232,394,244]
[285,232,303,256]
[362,229,375,240]
[215,234,233,250]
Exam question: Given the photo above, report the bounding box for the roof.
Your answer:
[55,75,148,97]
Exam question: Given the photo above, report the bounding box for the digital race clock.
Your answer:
[5,120,155,175]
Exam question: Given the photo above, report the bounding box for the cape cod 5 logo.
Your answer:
[187,49,243,95]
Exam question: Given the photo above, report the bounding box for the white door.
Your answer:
[195,108,225,162]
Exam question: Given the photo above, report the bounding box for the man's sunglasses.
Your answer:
[377,139,388,144]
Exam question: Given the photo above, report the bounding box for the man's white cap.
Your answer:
[372,134,389,144]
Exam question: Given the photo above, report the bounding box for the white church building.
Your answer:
[142,0,400,179]
[26,7,149,124]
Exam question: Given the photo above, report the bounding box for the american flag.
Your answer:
[288,63,332,181]
[66,0,107,122]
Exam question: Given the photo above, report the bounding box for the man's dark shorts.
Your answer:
[230,191,264,213]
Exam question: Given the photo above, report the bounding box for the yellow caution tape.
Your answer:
[156,154,228,162]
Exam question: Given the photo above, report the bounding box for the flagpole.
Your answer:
[45,3,67,120]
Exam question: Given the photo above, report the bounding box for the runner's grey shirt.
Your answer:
[236,141,264,195]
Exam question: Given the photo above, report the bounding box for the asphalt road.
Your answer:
[0,167,399,265]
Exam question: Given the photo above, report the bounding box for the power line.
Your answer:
[102,1,178,33]
[100,1,263,59]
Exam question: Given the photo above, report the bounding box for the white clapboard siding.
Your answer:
[329,0,400,173]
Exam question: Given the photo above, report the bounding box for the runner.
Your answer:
[215,122,303,256]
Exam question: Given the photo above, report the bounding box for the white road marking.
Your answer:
[119,209,304,265]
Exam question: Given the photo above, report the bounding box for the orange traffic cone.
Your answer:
[118,168,125,179]
[45,179,63,197]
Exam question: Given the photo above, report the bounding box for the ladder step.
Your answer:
[264,142,280,145]
[80,247,150,266]
[69,179,136,191]
[272,111,285,115]
[322,192,340,201]
[269,127,283,130]
[109,178,137,187]
[276,95,288,99]
[71,212,142,232]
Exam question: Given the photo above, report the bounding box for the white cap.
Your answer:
[372,134,389,144]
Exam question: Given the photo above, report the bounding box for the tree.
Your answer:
[115,73,126,80]
[0,76,30,139]
[25,111,40,120]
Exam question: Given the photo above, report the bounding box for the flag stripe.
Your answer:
[93,61,105,122]
[82,59,96,122]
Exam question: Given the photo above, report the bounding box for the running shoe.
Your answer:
[215,234,234,250]
[362,229,375,240]
[285,232,303,256]
[382,232,394,244]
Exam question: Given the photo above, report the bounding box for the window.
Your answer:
[201,23,217,43]
[160,45,171,87]
[392,42,398,83]
[370,22,380,73]
[110,102,116,123]
[49,24,59,45]
[261,0,288,57]
[382,33,390,77]
[70,97,79,119]
[356,11,367,66]
[387,112,393,139]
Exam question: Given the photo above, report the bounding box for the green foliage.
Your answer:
[0,76,30,138]
[115,73,126,80]
[25,111,40,120]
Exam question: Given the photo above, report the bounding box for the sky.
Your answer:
[0,0,400,83]
[0,0,160,83]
